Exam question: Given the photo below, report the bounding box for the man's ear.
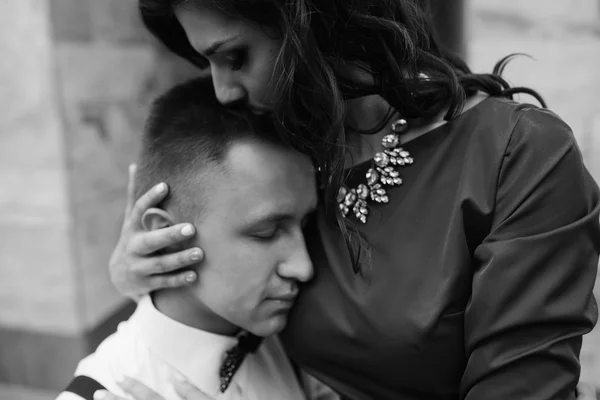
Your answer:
[141,208,175,232]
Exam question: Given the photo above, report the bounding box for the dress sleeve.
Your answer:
[461,108,600,400]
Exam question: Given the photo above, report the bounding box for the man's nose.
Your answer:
[278,236,314,283]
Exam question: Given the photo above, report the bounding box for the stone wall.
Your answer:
[0,0,201,393]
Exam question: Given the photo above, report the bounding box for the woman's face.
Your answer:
[175,4,281,114]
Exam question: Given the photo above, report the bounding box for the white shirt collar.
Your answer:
[130,295,243,393]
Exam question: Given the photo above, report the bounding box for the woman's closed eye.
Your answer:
[223,48,247,71]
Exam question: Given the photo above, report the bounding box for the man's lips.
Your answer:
[269,290,298,302]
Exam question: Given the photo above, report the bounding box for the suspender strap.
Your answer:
[64,375,106,400]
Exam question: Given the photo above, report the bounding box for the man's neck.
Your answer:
[152,288,240,336]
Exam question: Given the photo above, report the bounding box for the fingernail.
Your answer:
[155,183,167,193]
[190,249,202,261]
[184,272,197,283]
[93,390,108,400]
[181,224,194,236]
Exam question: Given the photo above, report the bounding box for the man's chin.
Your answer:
[247,314,288,337]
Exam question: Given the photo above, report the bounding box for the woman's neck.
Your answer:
[344,95,395,167]
[344,93,489,168]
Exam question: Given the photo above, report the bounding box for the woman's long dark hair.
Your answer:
[139,0,544,273]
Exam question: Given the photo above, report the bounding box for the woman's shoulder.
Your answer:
[458,96,576,158]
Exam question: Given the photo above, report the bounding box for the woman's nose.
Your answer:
[212,71,246,106]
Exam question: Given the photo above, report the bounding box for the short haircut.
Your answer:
[135,77,280,220]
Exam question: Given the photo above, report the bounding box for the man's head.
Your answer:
[136,78,317,337]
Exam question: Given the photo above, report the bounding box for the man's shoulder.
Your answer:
[58,317,146,398]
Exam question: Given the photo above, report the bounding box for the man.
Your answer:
[57,78,337,400]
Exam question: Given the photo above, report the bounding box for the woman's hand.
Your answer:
[92,376,216,400]
[109,165,204,300]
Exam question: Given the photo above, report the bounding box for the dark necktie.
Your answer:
[219,333,263,393]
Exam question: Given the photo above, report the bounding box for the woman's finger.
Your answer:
[117,376,165,400]
[576,382,597,400]
[147,269,198,290]
[93,389,127,400]
[130,223,197,256]
[127,182,169,231]
[134,246,203,276]
[124,164,138,217]
[173,374,217,400]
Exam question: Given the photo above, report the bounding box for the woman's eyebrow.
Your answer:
[204,35,240,57]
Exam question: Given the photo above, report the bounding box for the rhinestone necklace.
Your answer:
[337,118,414,223]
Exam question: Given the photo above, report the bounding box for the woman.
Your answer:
[106,0,600,399]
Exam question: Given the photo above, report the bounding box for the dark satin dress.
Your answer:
[280,97,600,400]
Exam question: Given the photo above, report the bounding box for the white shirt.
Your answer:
[56,296,337,400]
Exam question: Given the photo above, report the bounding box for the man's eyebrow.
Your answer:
[203,35,240,57]
[244,202,318,227]
[244,212,291,227]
